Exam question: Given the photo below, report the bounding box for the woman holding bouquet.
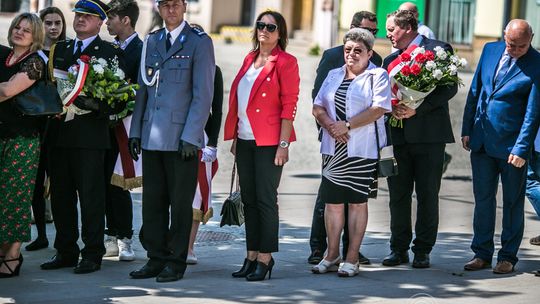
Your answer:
[312,28,391,277]
[224,10,300,281]
[0,13,45,278]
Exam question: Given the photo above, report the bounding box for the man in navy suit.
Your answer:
[103,0,143,262]
[382,10,457,269]
[307,10,381,266]
[461,19,540,274]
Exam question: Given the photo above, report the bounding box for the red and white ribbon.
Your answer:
[62,59,89,106]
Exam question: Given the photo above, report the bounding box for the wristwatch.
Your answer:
[279,140,290,148]
[345,121,351,130]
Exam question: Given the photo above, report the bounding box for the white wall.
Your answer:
[474,0,504,37]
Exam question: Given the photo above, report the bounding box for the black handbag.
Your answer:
[374,119,399,178]
[220,162,244,227]
[13,66,62,116]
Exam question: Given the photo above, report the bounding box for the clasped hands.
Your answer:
[326,120,349,143]
[392,104,416,120]
[128,138,198,161]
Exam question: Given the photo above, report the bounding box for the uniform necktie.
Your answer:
[166,33,172,52]
[495,54,512,85]
[74,40,83,58]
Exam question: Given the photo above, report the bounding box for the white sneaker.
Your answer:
[187,253,198,265]
[118,237,135,261]
[104,236,119,257]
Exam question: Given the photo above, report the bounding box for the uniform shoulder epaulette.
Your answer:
[191,27,207,37]
[148,28,165,36]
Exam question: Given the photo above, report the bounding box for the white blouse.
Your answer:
[314,62,392,159]
[237,63,263,140]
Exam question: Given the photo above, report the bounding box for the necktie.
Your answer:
[494,54,512,85]
[73,40,83,59]
[166,33,172,52]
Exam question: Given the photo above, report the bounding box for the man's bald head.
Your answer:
[504,19,534,59]
[398,2,419,19]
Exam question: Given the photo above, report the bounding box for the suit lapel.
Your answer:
[156,30,168,60]
[166,26,190,58]
[63,39,75,67]
[83,36,102,57]
[230,52,257,105]
[248,47,279,103]
[489,44,506,90]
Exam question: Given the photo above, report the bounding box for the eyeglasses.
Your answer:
[351,25,379,35]
[256,21,278,33]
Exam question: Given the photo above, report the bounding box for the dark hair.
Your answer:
[351,11,377,27]
[251,10,288,51]
[109,0,140,28]
[387,10,418,32]
[39,6,67,41]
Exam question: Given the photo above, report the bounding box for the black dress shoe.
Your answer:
[156,265,184,283]
[246,258,274,281]
[382,251,409,266]
[25,238,49,251]
[358,252,371,265]
[130,262,165,279]
[40,255,78,270]
[412,253,430,268]
[307,250,324,265]
[74,259,101,274]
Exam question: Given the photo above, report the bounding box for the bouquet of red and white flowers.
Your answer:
[55,55,138,118]
[388,46,467,127]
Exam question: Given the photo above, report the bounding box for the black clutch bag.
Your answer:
[375,120,399,178]
[220,162,244,227]
[13,67,62,116]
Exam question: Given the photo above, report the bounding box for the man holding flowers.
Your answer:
[40,0,126,275]
[461,19,540,274]
[381,10,458,269]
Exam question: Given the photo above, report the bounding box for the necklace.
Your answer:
[5,49,31,67]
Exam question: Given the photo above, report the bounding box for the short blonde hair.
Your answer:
[8,13,44,53]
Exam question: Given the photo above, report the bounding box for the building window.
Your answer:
[429,0,476,45]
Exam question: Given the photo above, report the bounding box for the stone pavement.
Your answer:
[1,10,540,303]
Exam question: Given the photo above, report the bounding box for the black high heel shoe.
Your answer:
[0,254,23,278]
[246,257,274,281]
[232,258,257,278]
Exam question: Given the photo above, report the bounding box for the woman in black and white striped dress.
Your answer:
[312,28,392,277]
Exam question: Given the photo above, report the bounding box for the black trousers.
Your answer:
[387,143,445,254]
[31,142,48,239]
[236,139,283,253]
[141,149,198,271]
[309,187,352,257]
[49,147,106,263]
[104,131,133,239]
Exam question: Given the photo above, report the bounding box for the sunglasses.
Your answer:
[256,21,278,33]
[351,25,379,35]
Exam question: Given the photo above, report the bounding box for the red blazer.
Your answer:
[223,46,300,146]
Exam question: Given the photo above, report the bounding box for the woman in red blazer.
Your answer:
[224,10,300,281]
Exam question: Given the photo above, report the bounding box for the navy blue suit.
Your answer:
[462,41,540,265]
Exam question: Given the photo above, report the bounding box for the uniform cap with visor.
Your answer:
[72,0,111,20]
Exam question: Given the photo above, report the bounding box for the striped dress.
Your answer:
[319,78,377,204]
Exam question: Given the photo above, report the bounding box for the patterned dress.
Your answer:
[0,49,43,243]
[319,78,377,204]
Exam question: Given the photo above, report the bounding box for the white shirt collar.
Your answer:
[74,35,98,54]
[116,32,139,50]
[165,21,186,45]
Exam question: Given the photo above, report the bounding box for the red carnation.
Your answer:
[391,98,400,106]
[425,50,435,61]
[400,65,411,76]
[411,64,422,75]
[79,55,91,63]
[399,53,411,62]
[415,53,426,63]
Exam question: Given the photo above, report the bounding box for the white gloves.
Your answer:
[201,146,218,162]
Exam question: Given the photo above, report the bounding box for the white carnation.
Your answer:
[450,55,459,64]
[412,47,426,55]
[432,69,443,80]
[97,58,108,66]
[425,61,436,70]
[448,64,458,75]
[93,64,105,74]
[114,68,125,80]
[433,46,444,53]
[436,50,447,60]
[459,58,468,67]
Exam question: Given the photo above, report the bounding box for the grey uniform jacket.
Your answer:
[130,24,215,151]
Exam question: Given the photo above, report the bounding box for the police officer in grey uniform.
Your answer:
[128,0,215,283]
